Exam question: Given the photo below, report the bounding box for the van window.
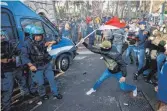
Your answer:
[43,23,56,40]
[21,19,43,30]
[21,18,56,40]
[1,12,17,40]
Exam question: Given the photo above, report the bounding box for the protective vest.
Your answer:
[29,42,52,66]
[1,41,16,72]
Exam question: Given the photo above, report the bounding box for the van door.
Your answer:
[1,8,18,41]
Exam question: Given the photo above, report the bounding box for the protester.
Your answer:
[71,19,79,44]
[134,21,150,80]
[80,20,87,38]
[62,21,71,38]
[87,21,95,47]
[111,28,125,53]
[102,29,112,41]
[80,39,137,97]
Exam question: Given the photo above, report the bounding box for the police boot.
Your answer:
[54,94,63,99]
[41,95,49,100]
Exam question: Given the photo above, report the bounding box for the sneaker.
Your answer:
[53,94,63,99]
[133,88,137,97]
[86,88,96,95]
[133,73,138,80]
[100,57,103,60]
[41,95,49,100]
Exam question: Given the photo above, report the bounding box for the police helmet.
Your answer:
[24,24,44,39]
[100,40,112,49]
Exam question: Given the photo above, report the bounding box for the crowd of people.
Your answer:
[78,16,167,111]
[1,15,167,111]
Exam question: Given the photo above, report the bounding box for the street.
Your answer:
[16,46,156,111]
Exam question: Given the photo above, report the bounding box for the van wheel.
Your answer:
[56,54,70,72]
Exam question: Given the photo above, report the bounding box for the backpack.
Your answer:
[103,55,120,73]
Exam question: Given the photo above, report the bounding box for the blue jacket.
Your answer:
[157,61,167,104]
[136,30,149,49]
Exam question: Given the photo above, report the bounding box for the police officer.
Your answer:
[21,25,62,100]
[1,30,29,111]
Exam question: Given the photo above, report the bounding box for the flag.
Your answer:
[99,17,126,30]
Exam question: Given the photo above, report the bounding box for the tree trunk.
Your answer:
[115,1,119,16]
[149,0,153,14]
[121,4,126,18]
[52,1,57,24]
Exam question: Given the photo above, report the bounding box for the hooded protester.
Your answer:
[80,39,137,97]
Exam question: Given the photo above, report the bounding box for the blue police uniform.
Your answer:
[157,61,167,104]
[21,25,62,99]
[21,38,59,97]
[1,33,29,111]
[71,22,78,44]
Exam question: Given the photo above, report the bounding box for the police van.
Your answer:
[1,1,77,72]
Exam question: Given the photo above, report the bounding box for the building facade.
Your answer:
[22,0,57,23]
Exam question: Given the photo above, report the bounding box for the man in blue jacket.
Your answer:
[134,21,150,80]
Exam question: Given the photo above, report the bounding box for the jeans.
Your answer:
[136,48,145,71]
[93,69,136,91]
[31,63,58,97]
[125,45,136,63]
[113,44,123,53]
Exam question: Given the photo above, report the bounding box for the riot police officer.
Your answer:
[21,25,62,100]
[1,30,29,111]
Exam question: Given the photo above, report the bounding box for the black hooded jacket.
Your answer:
[83,42,127,77]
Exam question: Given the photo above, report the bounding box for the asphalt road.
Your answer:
[15,47,157,111]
